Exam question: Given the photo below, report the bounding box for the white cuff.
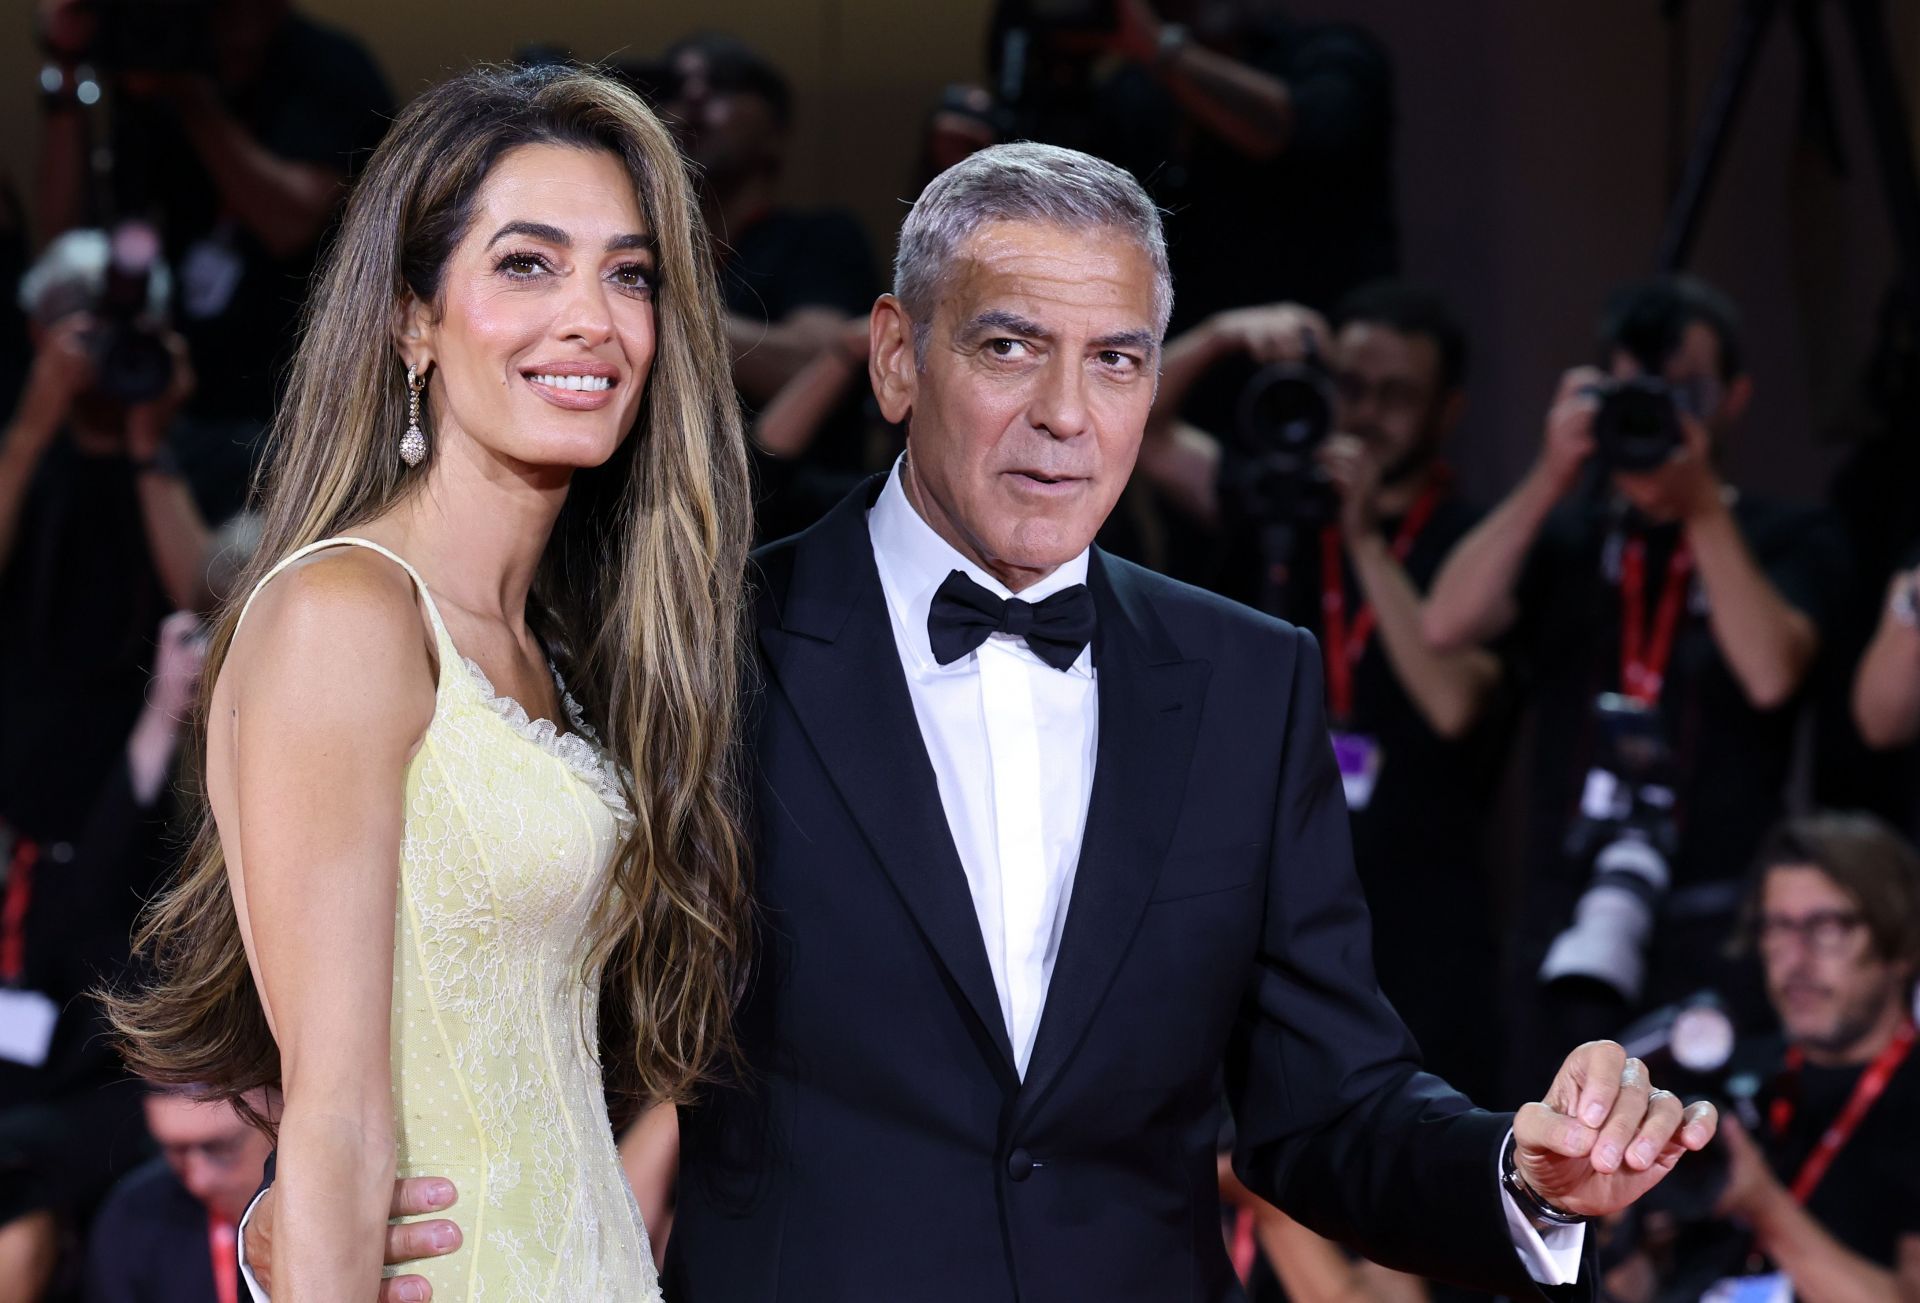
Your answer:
[1499,1129,1586,1286]
[237,1184,271,1303]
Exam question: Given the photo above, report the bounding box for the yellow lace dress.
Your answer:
[237,537,660,1302]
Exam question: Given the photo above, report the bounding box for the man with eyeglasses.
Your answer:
[1650,812,1920,1303]
[1423,276,1849,1102]
[85,1086,277,1303]
[1137,279,1512,1110]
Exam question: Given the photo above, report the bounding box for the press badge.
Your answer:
[1703,1273,1791,1303]
[1331,731,1383,811]
[0,988,59,1068]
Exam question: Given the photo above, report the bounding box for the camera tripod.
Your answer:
[1657,0,1920,307]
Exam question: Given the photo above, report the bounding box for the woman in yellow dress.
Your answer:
[107,64,752,1301]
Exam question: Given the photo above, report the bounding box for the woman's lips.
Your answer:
[523,371,618,411]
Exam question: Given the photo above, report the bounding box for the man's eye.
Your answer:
[988,338,1029,358]
[1099,351,1139,371]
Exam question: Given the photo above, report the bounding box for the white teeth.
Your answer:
[529,373,612,392]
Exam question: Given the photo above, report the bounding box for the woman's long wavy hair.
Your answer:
[105,64,754,1120]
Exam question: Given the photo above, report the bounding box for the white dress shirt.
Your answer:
[868,459,1098,1077]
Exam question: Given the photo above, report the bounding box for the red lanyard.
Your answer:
[1319,477,1447,724]
[1619,536,1693,706]
[0,837,39,986]
[1767,1021,1914,1205]
[208,1214,238,1303]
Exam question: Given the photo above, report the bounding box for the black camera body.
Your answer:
[1585,376,1686,473]
[1218,355,1339,528]
[88,222,173,405]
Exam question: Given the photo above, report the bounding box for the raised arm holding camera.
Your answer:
[1423,277,1851,1100]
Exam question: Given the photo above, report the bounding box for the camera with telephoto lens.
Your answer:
[87,221,174,405]
[1581,371,1724,473]
[1220,346,1339,526]
[1539,694,1681,1006]
[66,0,216,74]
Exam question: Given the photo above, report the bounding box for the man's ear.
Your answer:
[391,292,435,374]
[870,294,919,426]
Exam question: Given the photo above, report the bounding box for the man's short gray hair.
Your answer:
[893,142,1172,362]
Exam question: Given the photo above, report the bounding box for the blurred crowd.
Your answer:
[1,1,1917,1300]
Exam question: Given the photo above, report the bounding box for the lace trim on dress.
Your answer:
[459,656,635,827]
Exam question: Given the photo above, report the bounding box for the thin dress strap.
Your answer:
[234,536,454,656]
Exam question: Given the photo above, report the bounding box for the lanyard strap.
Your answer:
[1768,1021,1915,1205]
[1619,536,1693,706]
[1319,476,1448,724]
[0,837,39,986]
[208,1214,238,1303]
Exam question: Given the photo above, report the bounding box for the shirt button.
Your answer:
[1006,1148,1034,1182]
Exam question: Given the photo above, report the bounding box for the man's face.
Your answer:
[884,219,1160,590]
[143,1093,274,1224]
[1759,865,1913,1059]
[1329,321,1455,486]
[661,53,783,188]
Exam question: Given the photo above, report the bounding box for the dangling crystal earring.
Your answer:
[399,364,428,467]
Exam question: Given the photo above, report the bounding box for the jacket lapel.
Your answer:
[755,483,1020,1080]
[1015,550,1210,1118]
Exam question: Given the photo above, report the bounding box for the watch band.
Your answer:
[131,444,183,479]
[1502,1131,1591,1227]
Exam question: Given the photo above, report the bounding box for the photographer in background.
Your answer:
[1635,813,1920,1303]
[0,612,206,1303]
[1852,549,1920,753]
[1137,281,1509,1104]
[34,0,391,425]
[1424,276,1850,1101]
[992,0,1396,328]
[0,229,231,867]
[84,1086,277,1303]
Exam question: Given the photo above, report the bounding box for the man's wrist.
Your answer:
[1502,1132,1591,1228]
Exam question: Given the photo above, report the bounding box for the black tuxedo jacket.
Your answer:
[666,480,1578,1302]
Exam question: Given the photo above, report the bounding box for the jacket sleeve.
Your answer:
[1224,625,1591,1300]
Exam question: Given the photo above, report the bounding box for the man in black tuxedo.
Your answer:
[241,143,1716,1303]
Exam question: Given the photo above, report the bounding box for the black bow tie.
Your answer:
[927,569,1095,672]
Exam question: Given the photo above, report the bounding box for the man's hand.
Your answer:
[127,331,196,460]
[1535,367,1603,501]
[1612,412,1722,527]
[1711,1113,1785,1224]
[16,314,96,446]
[1208,303,1330,366]
[1513,1040,1719,1219]
[244,1176,463,1302]
[1317,433,1382,542]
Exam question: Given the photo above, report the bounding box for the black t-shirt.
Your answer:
[0,432,235,844]
[85,1156,220,1303]
[112,13,393,422]
[1509,495,1851,1001]
[1270,491,1514,1100]
[1076,19,1397,329]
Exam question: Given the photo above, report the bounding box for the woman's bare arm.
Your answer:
[219,550,436,1301]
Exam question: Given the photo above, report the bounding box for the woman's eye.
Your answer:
[610,263,654,291]
[497,252,550,277]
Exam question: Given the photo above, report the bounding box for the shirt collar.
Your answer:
[867,455,1093,676]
